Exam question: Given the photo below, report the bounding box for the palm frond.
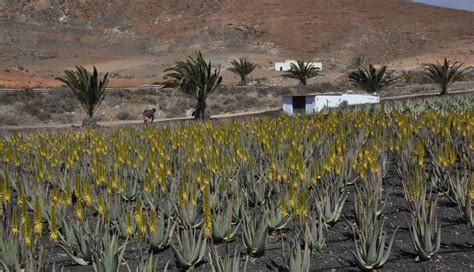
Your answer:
[227,57,257,85]
[56,66,108,120]
[423,58,467,95]
[348,64,397,93]
[164,52,222,120]
[282,60,321,86]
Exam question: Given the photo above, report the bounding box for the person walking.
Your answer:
[143,108,157,124]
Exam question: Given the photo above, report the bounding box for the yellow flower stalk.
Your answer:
[144,172,152,193]
[191,182,198,207]
[126,210,134,237]
[49,204,59,242]
[97,193,105,217]
[11,208,19,235]
[23,214,33,248]
[34,195,42,235]
[280,193,288,217]
[83,181,93,207]
[203,187,212,238]
[135,199,146,236]
[51,187,60,205]
[148,210,156,233]
[16,182,25,208]
[75,200,83,221]
[64,183,72,206]
[118,177,125,194]
[106,176,113,195]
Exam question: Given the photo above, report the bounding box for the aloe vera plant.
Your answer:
[266,200,291,232]
[317,180,347,226]
[410,192,441,260]
[212,201,239,243]
[242,210,268,258]
[136,254,158,272]
[302,211,325,254]
[177,201,203,228]
[354,176,388,233]
[352,217,398,271]
[445,167,472,222]
[0,231,26,271]
[208,246,246,272]
[287,241,311,272]
[117,209,137,238]
[171,226,207,270]
[242,170,267,207]
[122,178,139,201]
[148,211,174,253]
[465,198,473,227]
[91,234,128,272]
[58,219,104,266]
[273,238,311,272]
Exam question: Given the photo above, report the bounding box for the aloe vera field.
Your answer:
[0,94,473,271]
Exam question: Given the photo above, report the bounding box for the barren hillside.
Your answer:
[0,0,473,88]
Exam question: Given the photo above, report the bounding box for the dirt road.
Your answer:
[1,89,472,131]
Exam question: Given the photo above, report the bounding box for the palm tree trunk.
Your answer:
[440,84,448,95]
[194,99,207,121]
[240,75,246,86]
[299,78,307,86]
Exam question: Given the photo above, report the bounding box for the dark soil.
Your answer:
[24,163,473,271]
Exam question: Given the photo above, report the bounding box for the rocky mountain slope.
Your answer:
[0,0,473,87]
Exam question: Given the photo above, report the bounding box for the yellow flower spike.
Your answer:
[10,208,19,235]
[23,215,33,248]
[97,193,105,217]
[49,204,58,243]
[84,182,92,207]
[203,187,212,238]
[191,183,198,207]
[34,195,42,235]
[149,210,156,233]
[16,182,25,208]
[280,194,288,217]
[75,200,83,221]
[126,210,134,237]
[118,177,125,194]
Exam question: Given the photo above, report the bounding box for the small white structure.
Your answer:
[275,60,322,72]
[282,93,379,115]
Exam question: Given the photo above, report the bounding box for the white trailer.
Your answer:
[275,60,322,72]
[282,93,379,115]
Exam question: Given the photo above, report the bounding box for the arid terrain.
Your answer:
[0,0,473,88]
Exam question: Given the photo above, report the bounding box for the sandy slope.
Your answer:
[0,0,473,88]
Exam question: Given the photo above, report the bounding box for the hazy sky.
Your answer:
[413,0,474,11]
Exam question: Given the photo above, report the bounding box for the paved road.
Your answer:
[379,89,474,101]
[0,89,472,131]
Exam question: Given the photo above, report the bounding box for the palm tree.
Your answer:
[227,57,257,86]
[164,52,222,120]
[56,66,108,126]
[400,70,417,84]
[424,58,467,95]
[351,55,366,70]
[282,60,321,86]
[349,65,397,93]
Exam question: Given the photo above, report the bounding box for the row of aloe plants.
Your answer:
[0,95,472,271]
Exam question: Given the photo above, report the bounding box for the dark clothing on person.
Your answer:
[143,108,157,123]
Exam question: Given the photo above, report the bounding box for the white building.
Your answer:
[282,93,379,115]
[275,60,322,72]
